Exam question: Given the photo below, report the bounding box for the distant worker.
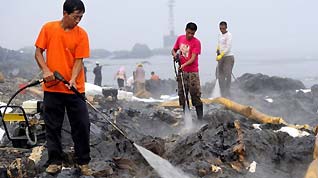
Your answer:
[133,64,145,94]
[150,71,160,80]
[93,61,102,86]
[126,75,134,92]
[149,71,160,98]
[114,66,127,90]
[216,21,234,97]
[171,22,203,120]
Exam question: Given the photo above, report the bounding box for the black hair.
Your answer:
[186,22,197,31]
[219,21,227,27]
[63,0,85,14]
[151,71,155,75]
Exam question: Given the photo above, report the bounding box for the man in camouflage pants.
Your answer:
[172,22,203,119]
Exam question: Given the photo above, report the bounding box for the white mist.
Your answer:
[134,143,193,178]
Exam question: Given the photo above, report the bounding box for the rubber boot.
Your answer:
[195,105,203,120]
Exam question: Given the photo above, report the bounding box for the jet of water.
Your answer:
[184,106,193,130]
[134,143,193,178]
[211,79,221,99]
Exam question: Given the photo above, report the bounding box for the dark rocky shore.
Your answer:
[0,72,317,178]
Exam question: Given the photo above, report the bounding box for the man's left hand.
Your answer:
[179,64,185,70]
[67,79,77,90]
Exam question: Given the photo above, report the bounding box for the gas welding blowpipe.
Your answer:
[53,71,133,143]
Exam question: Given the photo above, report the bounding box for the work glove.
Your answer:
[216,52,224,61]
[216,46,220,56]
[216,50,220,56]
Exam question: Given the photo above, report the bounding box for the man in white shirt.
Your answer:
[216,21,234,97]
[126,76,134,92]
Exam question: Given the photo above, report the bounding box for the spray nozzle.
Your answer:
[53,71,68,84]
[53,71,86,101]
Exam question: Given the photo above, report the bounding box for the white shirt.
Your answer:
[127,76,134,87]
[218,31,233,56]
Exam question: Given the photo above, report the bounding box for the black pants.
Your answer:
[94,76,102,86]
[43,92,91,165]
[117,78,125,89]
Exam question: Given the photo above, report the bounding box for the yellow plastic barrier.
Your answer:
[160,97,287,125]
[314,136,318,162]
[209,97,287,125]
[304,159,318,178]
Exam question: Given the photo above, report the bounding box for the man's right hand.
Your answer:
[172,50,180,60]
[174,56,180,64]
[43,70,55,82]
[216,52,225,61]
[172,53,177,60]
[216,49,220,56]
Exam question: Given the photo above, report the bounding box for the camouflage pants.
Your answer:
[217,55,234,97]
[177,72,202,107]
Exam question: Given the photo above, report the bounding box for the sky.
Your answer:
[0,0,318,58]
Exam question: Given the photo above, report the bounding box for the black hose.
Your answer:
[1,79,44,141]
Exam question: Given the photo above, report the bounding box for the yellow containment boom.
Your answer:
[205,97,287,125]
[314,127,318,160]
[304,159,318,178]
[160,97,288,125]
[304,130,318,178]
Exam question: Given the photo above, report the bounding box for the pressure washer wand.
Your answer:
[53,71,133,143]
[173,52,190,110]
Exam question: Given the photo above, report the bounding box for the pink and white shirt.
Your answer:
[173,35,201,72]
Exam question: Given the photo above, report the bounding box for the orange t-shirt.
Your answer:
[35,21,90,94]
[151,75,160,80]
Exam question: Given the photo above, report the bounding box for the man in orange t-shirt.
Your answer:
[34,0,91,175]
[150,71,160,81]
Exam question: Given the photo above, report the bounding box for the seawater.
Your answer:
[85,55,318,88]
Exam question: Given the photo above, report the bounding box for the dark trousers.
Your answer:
[94,76,102,86]
[117,78,125,89]
[43,92,91,165]
[218,55,234,97]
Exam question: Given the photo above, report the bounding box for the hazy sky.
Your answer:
[1,0,317,57]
